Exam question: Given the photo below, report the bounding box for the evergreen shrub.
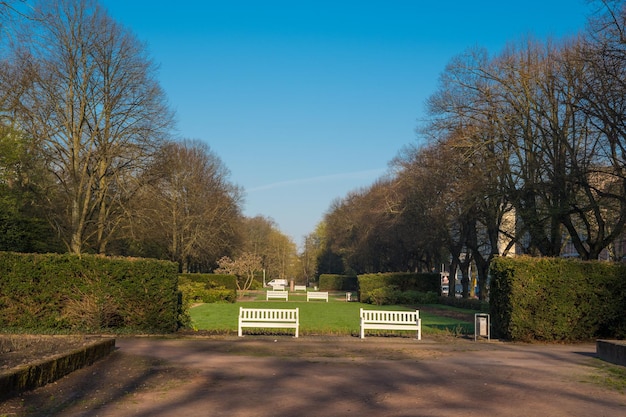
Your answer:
[358,272,440,305]
[179,273,237,290]
[368,286,439,305]
[490,256,626,341]
[0,252,179,333]
[178,273,237,305]
[318,274,358,291]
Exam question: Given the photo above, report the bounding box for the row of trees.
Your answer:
[0,0,301,277]
[312,1,626,298]
[10,0,625,292]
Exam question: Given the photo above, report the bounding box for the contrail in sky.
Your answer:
[247,168,386,192]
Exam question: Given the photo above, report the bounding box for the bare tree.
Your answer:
[6,0,173,254]
[240,215,298,281]
[133,140,243,272]
[0,1,28,35]
[488,32,626,260]
[299,231,320,284]
[321,190,370,274]
[320,178,426,275]
[314,219,346,275]
[394,137,478,296]
[568,0,626,259]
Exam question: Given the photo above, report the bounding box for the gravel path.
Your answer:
[1,335,624,416]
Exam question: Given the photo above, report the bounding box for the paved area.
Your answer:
[1,336,625,416]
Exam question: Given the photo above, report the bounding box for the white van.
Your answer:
[266,279,288,288]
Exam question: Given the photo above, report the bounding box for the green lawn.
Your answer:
[189,297,474,337]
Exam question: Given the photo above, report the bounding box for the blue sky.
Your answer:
[101,0,593,247]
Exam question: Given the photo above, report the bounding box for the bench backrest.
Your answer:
[267,290,288,297]
[272,285,286,291]
[360,309,419,324]
[239,307,298,322]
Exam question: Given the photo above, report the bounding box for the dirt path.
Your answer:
[1,335,624,416]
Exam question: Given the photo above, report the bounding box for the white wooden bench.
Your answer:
[306,291,328,302]
[294,285,307,292]
[360,308,421,339]
[238,307,299,337]
[272,285,286,291]
[267,290,288,301]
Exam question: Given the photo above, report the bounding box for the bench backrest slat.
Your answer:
[266,290,288,299]
[360,309,419,323]
[240,308,298,321]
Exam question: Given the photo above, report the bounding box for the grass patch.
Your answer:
[189,300,474,337]
[586,360,626,393]
[423,303,477,314]
[424,316,474,336]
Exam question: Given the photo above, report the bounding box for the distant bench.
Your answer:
[267,290,288,301]
[306,291,328,302]
[294,285,307,292]
[238,307,299,337]
[360,308,421,340]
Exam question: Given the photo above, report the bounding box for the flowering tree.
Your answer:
[215,252,262,292]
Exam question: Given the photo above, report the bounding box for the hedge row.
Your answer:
[178,273,237,304]
[358,272,440,304]
[490,256,626,341]
[0,252,180,333]
[318,274,358,291]
[178,273,238,290]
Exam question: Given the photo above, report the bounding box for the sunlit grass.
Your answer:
[189,298,474,336]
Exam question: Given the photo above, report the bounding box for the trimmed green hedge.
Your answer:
[358,272,440,305]
[178,273,237,304]
[490,256,626,342]
[318,274,358,291]
[0,252,179,333]
[179,273,238,290]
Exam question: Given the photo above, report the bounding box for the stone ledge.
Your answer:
[0,337,115,399]
[596,339,626,367]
